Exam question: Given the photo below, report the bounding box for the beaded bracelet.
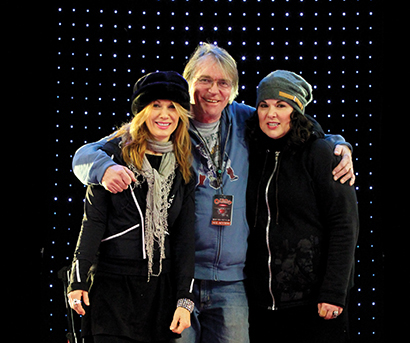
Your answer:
[177,298,195,313]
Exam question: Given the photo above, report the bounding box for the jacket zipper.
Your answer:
[264,151,280,310]
[100,224,140,242]
[130,186,146,259]
[274,155,281,225]
[253,149,271,228]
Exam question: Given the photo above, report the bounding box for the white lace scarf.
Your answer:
[128,140,176,280]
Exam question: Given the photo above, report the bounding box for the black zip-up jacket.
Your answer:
[68,138,196,302]
[246,114,359,310]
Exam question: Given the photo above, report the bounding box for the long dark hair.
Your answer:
[246,109,313,152]
[286,109,313,150]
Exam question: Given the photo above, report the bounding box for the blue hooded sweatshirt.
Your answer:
[189,101,254,281]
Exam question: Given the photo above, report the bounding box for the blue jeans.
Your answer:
[173,280,250,343]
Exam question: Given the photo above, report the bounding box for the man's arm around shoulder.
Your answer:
[72,135,115,185]
[72,134,136,193]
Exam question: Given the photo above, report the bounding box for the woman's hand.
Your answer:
[68,290,90,315]
[318,302,343,320]
[333,145,355,186]
[170,307,191,334]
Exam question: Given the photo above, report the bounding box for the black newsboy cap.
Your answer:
[131,71,191,113]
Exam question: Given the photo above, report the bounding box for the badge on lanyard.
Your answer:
[212,194,234,226]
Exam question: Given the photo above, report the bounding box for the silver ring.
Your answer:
[72,299,81,305]
[332,310,339,318]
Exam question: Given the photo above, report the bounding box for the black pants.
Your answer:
[84,335,169,343]
[249,304,350,343]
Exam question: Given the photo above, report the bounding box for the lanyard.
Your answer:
[191,119,228,194]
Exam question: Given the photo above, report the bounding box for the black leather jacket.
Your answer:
[246,113,359,310]
[68,138,196,301]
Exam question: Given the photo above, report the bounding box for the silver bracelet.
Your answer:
[177,298,195,313]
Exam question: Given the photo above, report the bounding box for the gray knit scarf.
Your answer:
[128,139,176,281]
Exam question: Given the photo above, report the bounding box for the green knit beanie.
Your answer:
[256,70,313,115]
